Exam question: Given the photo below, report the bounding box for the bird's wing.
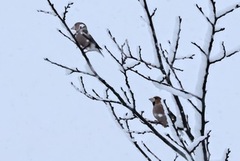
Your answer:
[81,32,102,50]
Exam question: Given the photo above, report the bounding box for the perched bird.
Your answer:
[149,96,176,127]
[71,22,103,56]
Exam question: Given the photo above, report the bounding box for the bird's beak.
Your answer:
[149,97,155,102]
[71,26,75,30]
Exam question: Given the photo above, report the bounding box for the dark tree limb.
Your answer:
[224,149,231,161]
[42,0,240,160]
[142,141,161,161]
[44,58,94,76]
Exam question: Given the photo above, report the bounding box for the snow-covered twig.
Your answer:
[187,131,210,153]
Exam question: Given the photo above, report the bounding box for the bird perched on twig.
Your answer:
[149,96,176,127]
[71,22,104,56]
[149,96,168,127]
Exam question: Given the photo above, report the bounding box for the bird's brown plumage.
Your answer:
[71,22,103,56]
[149,96,168,127]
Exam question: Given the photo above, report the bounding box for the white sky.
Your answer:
[0,0,240,161]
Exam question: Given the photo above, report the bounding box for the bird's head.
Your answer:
[71,22,88,33]
[149,96,161,105]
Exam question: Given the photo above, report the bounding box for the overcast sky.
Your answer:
[1,0,240,161]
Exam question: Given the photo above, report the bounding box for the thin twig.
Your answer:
[44,58,94,76]
[142,141,161,161]
[224,148,231,161]
[217,4,240,19]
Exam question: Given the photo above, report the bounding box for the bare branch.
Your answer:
[71,78,121,104]
[166,134,183,148]
[104,46,121,65]
[217,4,240,19]
[133,110,188,159]
[189,131,211,153]
[142,141,161,161]
[107,30,160,71]
[107,29,127,57]
[140,0,165,72]
[121,68,137,109]
[105,34,137,109]
[126,40,133,57]
[57,29,75,44]
[130,68,201,100]
[44,58,94,76]
[130,130,152,135]
[120,115,152,160]
[133,141,151,161]
[120,87,131,104]
[170,16,182,65]
[191,42,207,56]
[92,89,101,99]
[125,55,160,70]
[210,42,226,64]
[125,62,141,71]
[195,4,212,25]
[63,2,73,21]
[129,68,164,83]
[164,100,192,158]
[43,1,240,160]
[224,148,231,161]
[175,54,195,60]
[162,54,184,89]
[226,49,240,58]
[141,1,197,142]
[211,42,240,64]
[119,113,136,121]
[187,99,201,114]
[109,104,149,161]
[37,9,56,16]
[46,0,85,54]
[172,66,183,72]
[215,27,225,33]
[150,8,157,18]
[173,154,179,161]
[109,103,123,126]
[206,130,211,160]
[210,0,217,19]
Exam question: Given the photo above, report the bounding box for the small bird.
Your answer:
[71,22,103,56]
[149,96,169,127]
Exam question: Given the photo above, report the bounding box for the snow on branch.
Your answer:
[44,58,95,76]
[42,0,240,160]
[187,131,211,153]
[169,16,182,65]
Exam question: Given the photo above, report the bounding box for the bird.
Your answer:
[149,96,176,127]
[71,22,104,56]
